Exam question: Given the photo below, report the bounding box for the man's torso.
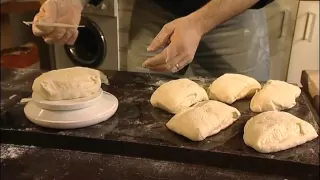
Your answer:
[152,0,274,16]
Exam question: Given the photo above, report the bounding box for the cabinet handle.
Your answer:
[280,9,290,38]
[302,11,316,42]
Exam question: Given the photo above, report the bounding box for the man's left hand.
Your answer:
[142,16,203,73]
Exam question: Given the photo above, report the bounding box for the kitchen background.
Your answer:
[1,0,319,86]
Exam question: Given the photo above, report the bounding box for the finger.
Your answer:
[56,28,74,45]
[142,48,168,68]
[149,54,186,72]
[143,43,180,67]
[147,64,169,72]
[43,27,67,44]
[66,30,79,45]
[172,55,192,72]
[147,23,174,52]
[32,14,54,36]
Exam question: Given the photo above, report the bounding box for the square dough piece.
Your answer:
[150,78,209,114]
[250,80,301,112]
[32,67,101,101]
[208,73,261,104]
[166,100,241,141]
[243,111,318,153]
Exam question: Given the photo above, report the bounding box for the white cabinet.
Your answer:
[287,1,319,86]
[265,0,300,81]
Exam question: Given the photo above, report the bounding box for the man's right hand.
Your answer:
[32,0,86,45]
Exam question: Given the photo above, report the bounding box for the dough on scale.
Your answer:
[166,100,241,141]
[243,111,318,153]
[32,67,101,101]
[250,80,301,112]
[150,78,209,114]
[208,73,261,104]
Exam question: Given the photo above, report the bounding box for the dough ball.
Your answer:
[166,100,241,141]
[208,73,261,104]
[32,67,101,101]
[150,78,209,114]
[250,80,301,112]
[243,111,318,153]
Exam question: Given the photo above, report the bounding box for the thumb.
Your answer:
[147,23,174,52]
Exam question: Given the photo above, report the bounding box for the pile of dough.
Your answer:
[208,73,261,104]
[166,100,241,141]
[250,80,301,112]
[243,111,318,153]
[32,67,101,101]
[150,78,208,114]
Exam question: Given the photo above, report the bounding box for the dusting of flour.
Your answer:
[1,145,36,160]
[1,147,26,159]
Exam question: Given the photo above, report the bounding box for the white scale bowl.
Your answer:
[24,89,118,129]
[31,89,104,111]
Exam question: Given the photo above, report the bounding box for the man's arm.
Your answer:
[190,0,259,35]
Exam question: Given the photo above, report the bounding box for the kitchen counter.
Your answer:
[1,143,290,180]
[1,68,319,180]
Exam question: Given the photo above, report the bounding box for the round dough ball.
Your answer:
[32,67,101,101]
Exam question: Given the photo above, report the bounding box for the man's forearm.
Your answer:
[190,0,259,35]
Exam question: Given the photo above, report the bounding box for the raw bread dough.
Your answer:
[166,100,241,141]
[150,78,208,114]
[32,67,101,101]
[243,111,318,153]
[250,80,301,112]
[208,73,261,104]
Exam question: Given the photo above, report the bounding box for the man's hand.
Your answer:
[142,0,259,73]
[142,16,203,73]
[32,0,85,45]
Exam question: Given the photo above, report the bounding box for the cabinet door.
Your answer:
[264,0,299,80]
[118,0,135,71]
[287,1,319,86]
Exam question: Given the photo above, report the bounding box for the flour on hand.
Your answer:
[243,111,318,153]
[150,78,209,114]
[32,67,101,101]
[250,80,301,112]
[166,100,241,141]
[208,73,261,104]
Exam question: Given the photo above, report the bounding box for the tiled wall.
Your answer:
[118,0,135,70]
